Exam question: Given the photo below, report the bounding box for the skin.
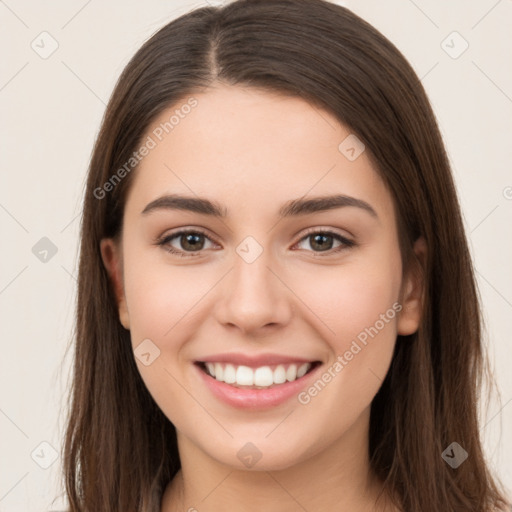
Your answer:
[100,84,426,512]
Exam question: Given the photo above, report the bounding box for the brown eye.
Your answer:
[295,230,355,255]
[179,232,206,251]
[308,233,335,252]
[157,229,217,257]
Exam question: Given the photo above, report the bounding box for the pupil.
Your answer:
[183,233,203,250]
[312,234,332,251]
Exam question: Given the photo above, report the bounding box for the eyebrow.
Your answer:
[141,193,378,219]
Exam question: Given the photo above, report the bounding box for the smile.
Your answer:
[197,361,320,389]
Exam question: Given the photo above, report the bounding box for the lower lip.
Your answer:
[195,363,321,409]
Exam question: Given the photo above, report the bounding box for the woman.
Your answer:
[62,0,511,510]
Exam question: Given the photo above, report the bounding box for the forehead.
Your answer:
[124,85,394,221]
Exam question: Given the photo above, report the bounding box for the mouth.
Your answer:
[194,360,322,390]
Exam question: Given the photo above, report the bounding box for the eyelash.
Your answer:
[155,227,356,258]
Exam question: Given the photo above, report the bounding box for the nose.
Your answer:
[214,245,293,336]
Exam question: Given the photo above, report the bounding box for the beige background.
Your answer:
[1,0,511,510]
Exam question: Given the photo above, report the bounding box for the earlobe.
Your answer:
[397,236,427,336]
[99,238,130,330]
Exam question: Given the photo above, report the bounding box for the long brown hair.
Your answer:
[61,0,511,510]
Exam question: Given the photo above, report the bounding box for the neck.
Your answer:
[161,408,394,512]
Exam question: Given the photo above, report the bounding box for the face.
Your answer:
[101,85,424,471]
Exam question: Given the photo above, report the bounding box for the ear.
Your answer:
[100,238,130,330]
[397,236,427,336]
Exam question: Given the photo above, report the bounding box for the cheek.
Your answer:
[124,263,202,350]
[294,251,402,349]
[291,248,402,403]
[294,250,402,418]
[122,255,206,427]
[121,229,208,335]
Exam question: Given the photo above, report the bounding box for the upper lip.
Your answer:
[196,352,320,368]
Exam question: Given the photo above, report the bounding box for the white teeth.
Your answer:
[286,364,297,382]
[297,363,309,378]
[236,365,254,386]
[203,362,313,387]
[273,365,287,384]
[214,362,224,382]
[254,366,274,387]
[223,363,236,384]
[206,362,215,376]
